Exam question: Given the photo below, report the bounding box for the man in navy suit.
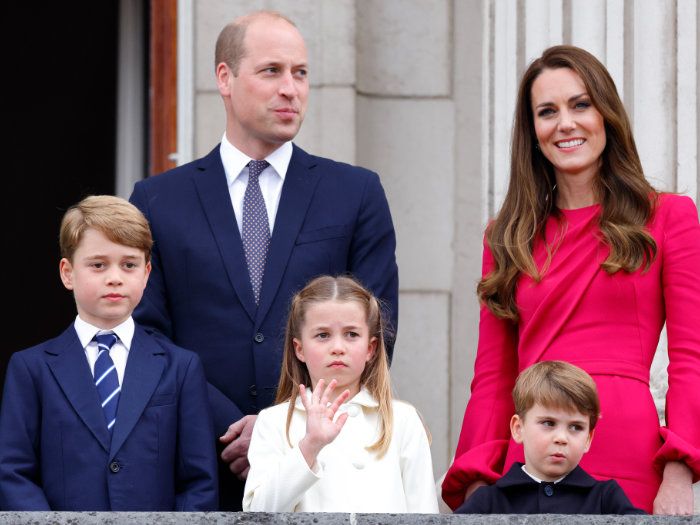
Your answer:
[0,196,217,510]
[130,10,398,509]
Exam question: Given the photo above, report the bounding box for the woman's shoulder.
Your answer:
[654,193,699,221]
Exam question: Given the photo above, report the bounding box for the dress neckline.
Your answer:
[557,203,601,220]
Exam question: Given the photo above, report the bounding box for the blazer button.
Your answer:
[109,461,121,473]
[543,484,554,497]
[249,385,258,396]
[254,333,264,343]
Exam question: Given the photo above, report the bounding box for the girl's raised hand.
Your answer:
[298,379,351,470]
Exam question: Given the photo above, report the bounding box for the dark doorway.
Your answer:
[3,3,120,395]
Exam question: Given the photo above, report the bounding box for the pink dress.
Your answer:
[442,194,700,512]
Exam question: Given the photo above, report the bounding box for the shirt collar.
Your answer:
[294,385,379,411]
[219,133,292,186]
[74,315,135,350]
[521,464,566,484]
[497,463,595,488]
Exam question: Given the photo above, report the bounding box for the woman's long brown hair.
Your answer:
[479,45,657,321]
[276,275,394,457]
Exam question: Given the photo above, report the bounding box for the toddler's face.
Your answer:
[510,402,592,481]
[293,300,376,399]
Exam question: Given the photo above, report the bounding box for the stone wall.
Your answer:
[0,512,696,524]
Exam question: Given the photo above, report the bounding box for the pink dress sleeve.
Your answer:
[441,236,519,510]
[653,195,700,480]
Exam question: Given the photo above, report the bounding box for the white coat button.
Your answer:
[346,404,360,417]
[352,459,365,469]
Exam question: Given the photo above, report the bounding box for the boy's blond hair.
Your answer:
[513,361,600,430]
[59,195,153,262]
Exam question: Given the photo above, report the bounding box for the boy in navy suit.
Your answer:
[456,361,644,515]
[0,196,218,511]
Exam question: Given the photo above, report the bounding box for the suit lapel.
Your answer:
[192,146,257,321]
[46,326,111,453]
[256,146,320,325]
[110,325,165,457]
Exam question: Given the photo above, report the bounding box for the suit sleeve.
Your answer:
[653,195,700,480]
[348,172,399,360]
[130,181,245,432]
[243,407,320,512]
[0,353,50,510]
[398,405,439,513]
[602,480,646,515]
[130,181,174,340]
[441,235,519,510]
[453,486,493,514]
[174,353,219,511]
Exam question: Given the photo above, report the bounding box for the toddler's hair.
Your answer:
[513,360,600,430]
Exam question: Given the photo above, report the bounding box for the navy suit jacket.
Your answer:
[130,144,398,433]
[456,463,645,515]
[0,324,218,511]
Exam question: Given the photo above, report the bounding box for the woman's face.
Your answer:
[530,67,606,184]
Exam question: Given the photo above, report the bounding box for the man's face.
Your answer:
[218,17,309,159]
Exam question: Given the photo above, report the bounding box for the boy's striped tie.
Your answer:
[93,332,120,435]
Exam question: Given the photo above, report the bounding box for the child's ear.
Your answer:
[584,429,594,453]
[510,414,524,444]
[141,260,152,289]
[293,338,305,362]
[366,336,378,362]
[59,258,74,290]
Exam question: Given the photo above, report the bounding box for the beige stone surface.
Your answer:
[449,0,485,454]
[194,92,226,158]
[195,0,354,90]
[357,96,455,292]
[391,291,450,478]
[295,87,356,164]
[195,0,260,92]
[357,0,450,96]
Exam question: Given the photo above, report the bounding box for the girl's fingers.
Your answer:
[314,378,326,403]
[328,388,351,415]
[334,412,349,433]
[320,378,337,406]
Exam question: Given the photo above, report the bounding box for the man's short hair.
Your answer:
[513,361,600,430]
[215,10,297,75]
[59,195,153,262]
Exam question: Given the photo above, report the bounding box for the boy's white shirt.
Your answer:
[74,315,134,385]
[521,464,567,484]
[243,387,439,513]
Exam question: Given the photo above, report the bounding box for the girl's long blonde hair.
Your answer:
[276,275,394,457]
[479,45,657,321]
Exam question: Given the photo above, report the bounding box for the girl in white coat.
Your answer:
[243,275,438,513]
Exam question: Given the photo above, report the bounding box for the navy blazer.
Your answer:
[0,324,218,511]
[130,144,398,433]
[456,463,645,515]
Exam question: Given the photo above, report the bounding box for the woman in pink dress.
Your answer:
[442,45,700,514]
